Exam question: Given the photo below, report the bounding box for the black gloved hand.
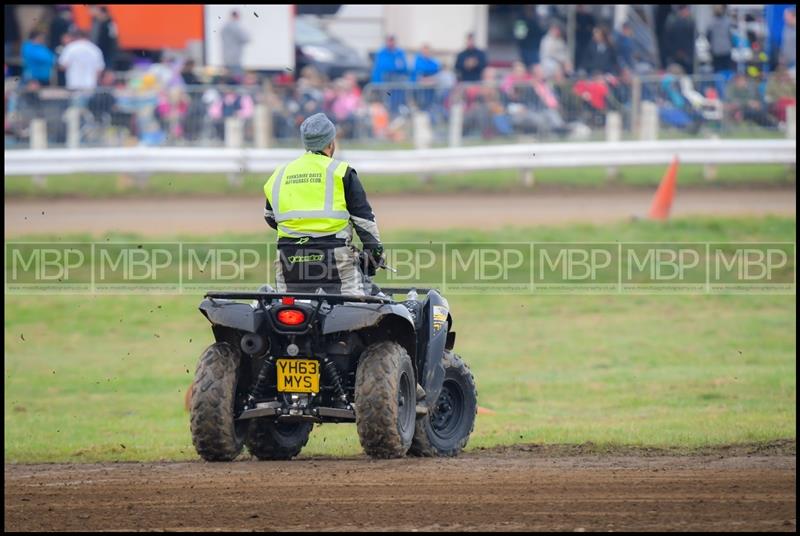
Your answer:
[361,246,384,277]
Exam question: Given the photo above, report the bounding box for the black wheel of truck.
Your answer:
[246,420,312,460]
[409,352,477,457]
[354,341,416,459]
[190,342,248,462]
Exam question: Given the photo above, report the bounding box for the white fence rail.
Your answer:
[4,140,796,176]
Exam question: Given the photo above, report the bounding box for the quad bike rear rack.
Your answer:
[205,288,437,304]
[205,291,391,304]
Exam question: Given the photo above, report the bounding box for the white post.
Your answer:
[30,119,47,149]
[640,101,659,141]
[413,111,433,149]
[254,104,271,149]
[605,111,622,179]
[30,119,48,186]
[225,117,244,186]
[65,107,81,149]
[413,111,434,183]
[448,101,463,148]
[225,117,243,148]
[520,169,535,187]
[703,134,719,181]
[631,75,641,138]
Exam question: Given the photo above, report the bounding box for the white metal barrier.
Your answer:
[4,139,796,176]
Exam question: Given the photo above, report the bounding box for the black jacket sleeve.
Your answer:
[264,198,277,230]
[342,166,382,250]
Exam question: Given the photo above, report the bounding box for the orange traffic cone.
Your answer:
[648,156,679,220]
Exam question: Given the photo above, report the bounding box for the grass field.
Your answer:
[5,163,795,199]
[4,216,796,462]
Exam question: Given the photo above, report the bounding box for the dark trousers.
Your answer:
[276,244,368,296]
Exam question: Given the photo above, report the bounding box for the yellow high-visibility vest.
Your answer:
[264,153,350,239]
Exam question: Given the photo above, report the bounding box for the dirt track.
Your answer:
[5,445,795,532]
[4,186,796,237]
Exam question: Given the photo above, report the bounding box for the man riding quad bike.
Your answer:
[188,114,477,460]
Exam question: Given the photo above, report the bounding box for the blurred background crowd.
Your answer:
[4,4,797,149]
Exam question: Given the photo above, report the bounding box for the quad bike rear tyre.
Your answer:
[190,342,247,462]
[246,420,312,460]
[409,351,477,457]
[354,341,416,459]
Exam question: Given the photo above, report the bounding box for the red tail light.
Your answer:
[277,309,306,325]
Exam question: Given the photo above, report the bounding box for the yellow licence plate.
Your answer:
[276,359,320,393]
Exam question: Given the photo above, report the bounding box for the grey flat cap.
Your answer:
[300,113,336,152]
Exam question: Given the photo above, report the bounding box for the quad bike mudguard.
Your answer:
[418,290,451,410]
[320,302,415,335]
[199,298,264,334]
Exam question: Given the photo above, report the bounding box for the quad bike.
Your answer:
[189,267,477,461]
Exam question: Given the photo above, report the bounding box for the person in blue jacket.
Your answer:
[22,30,56,86]
[371,35,408,115]
[411,44,440,113]
[371,35,408,83]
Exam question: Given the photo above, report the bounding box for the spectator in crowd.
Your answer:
[658,63,702,133]
[725,72,776,128]
[411,43,440,82]
[87,69,116,123]
[90,5,118,70]
[221,10,250,78]
[781,7,796,72]
[706,5,733,73]
[540,22,572,79]
[613,22,635,73]
[207,76,255,139]
[371,34,408,83]
[5,5,20,63]
[529,63,568,136]
[293,65,327,124]
[58,29,105,90]
[411,43,440,112]
[463,66,512,138]
[328,76,361,138]
[513,5,544,68]
[21,31,55,86]
[48,6,74,55]
[455,33,487,82]
[371,34,408,114]
[582,26,618,76]
[573,71,610,126]
[180,59,201,86]
[574,5,596,72]
[765,64,796,123]
[156,86,190,141]
[663,5,696,74]
[500,60,534,106]
[550,64,584,123]
[7,79,45,144]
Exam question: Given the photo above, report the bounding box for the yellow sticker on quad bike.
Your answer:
[433,305,449,332]
[276,359,320,393]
